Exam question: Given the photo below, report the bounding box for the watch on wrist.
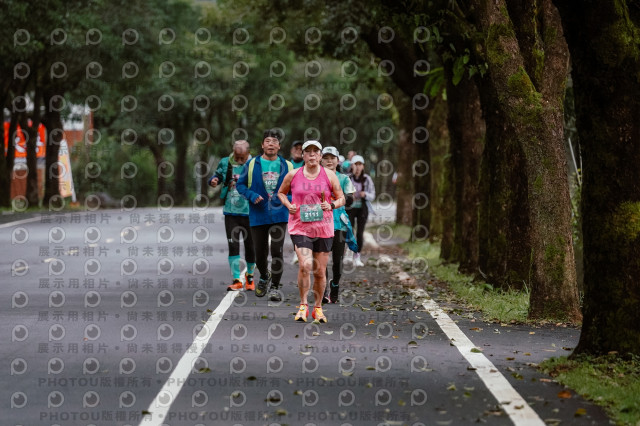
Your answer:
[330,202,336,210]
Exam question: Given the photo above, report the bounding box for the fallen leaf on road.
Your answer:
[575,408,587,417]
[557,390,572,399]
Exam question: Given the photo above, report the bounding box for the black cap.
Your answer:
[291,140,303,147]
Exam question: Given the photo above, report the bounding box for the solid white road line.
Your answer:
[139,291,239,426]
[0,216,42,228]
[417,293,546,426]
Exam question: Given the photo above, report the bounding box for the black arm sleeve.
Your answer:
[345,194,354,207]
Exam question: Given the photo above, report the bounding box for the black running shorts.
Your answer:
[290,234,333,253]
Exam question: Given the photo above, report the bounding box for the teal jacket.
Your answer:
[209,154,251,216]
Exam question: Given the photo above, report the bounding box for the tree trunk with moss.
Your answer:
[470,0,581,321]
[174,121,187,206]
[554,0,640,354]
[444,61,485,272]
[43,90,63,207]
[21,98,41,207]
[477,89,530,289]
[394,96,417,227]
[426,96,450,241]
[360,27,431,236]
[412,110,431,241]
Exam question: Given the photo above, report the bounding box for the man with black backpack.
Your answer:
[209,140,256,291]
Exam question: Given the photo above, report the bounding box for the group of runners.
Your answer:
[208,129,376,323]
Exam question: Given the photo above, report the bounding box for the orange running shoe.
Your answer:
[311,306,327,323]
[227,279,243,291]
[294,304,309,322]
[245,274,255,291]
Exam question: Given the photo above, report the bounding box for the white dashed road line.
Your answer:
[139,291,239,426]
[414,291,546,426]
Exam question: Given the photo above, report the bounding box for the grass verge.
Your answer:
[402,238,529,323]
[539,354,640,425]
[373,225,638,425]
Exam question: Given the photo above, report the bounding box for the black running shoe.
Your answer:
[329,280,340,303]
[255,271,271,297]
[268,284,282,302]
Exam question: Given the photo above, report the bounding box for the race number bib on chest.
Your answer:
[300,204,323,222]
[262,171,279,195]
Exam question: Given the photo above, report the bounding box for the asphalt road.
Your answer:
[1,207,610,426]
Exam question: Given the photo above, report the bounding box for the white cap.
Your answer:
[351,154,365,164]
[302,140,322,151]
[322,146,339,157]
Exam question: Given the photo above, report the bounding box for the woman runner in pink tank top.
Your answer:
[278,140,345,323]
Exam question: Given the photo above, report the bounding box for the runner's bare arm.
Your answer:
[324,169,345,210]
[277,170,297,213]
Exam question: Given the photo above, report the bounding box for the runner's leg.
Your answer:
[250,224,270,280]
[268,222,287,286]
[241,216,256,272]
[332,230,346,284]
[295,246,313,305]
[312,251,329,308]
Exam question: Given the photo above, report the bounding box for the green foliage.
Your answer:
[71,139,158,206]
[2,0,398,206]
[451,50,470,86]
[539,354,640,425]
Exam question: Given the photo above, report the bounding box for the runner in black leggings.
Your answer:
[347,155,375,267]
[236,129,294,301]
[249,222,287,295]
[320,146,354,303]
[209,140,256,291]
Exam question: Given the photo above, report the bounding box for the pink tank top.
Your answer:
[288,167,334,238]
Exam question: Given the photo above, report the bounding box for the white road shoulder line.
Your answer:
[417,293,546,426]
[0,216,42,228]
[139,291,238,426]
